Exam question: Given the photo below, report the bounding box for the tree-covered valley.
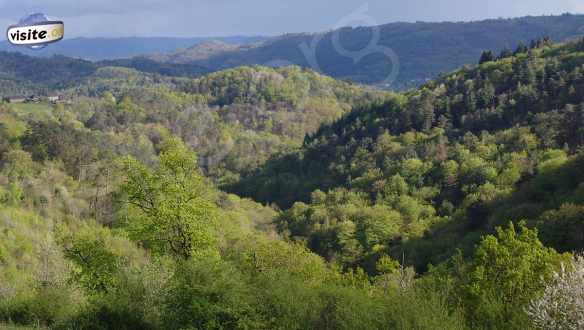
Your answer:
[1,31,584,330]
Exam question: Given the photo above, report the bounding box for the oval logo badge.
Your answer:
[6,15,64,48]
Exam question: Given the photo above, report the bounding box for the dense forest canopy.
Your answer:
[230,36,584,272]
[1,27,584,330]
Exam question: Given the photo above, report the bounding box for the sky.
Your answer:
[0,0,583,38]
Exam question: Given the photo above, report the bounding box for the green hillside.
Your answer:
[0,52,208,94]
[0,36,267,60]
[2,32,584,329]
[1,64,386,185]
[231,35,584,280]
[0,78,457,329]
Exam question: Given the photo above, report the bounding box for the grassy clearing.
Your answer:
[9,103,54,121]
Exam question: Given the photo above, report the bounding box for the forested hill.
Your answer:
[0,63,386,185]
[0,36,267,60]
[0,52,97,94]
[156,14,584,88]
[229,36,584,272]
[3,24,584,330]
[5,14,584,92]
[0,51,210,95]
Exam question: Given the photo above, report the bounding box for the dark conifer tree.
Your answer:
[479,50,495,64]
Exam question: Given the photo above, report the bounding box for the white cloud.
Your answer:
[569,0,584,13]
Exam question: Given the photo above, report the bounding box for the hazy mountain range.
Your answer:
[0,36,267,60]
[157,14,584,88]
[3,14,584,89]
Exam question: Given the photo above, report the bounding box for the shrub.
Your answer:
[528,256,584,330]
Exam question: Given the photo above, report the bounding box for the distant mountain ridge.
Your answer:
[145,40,242,63]
[0,50,210,96]
[3,15,584,90]
[0,14,584,90]
[149,14,584,89]
[0,36,267,60]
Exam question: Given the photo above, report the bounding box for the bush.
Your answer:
[0,285,77,327]
[528,256,584,330]
[161,258,264,329]
[57,265,165,330]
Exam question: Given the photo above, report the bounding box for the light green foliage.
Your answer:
[60,227,124,294]
[0,207,76,327]
[59,65,386,184]
[161,258,263,330]
[238,37,584,275]
[3,32,584,330]
[277,188,406,270]
[436,222,568,329]
[0,113,26,142]
[120,137,218,259]
[9,103,54,122]
[1,150,36,181]
[243,239,335,285]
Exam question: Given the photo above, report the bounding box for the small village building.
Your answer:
[47,94,65,103]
